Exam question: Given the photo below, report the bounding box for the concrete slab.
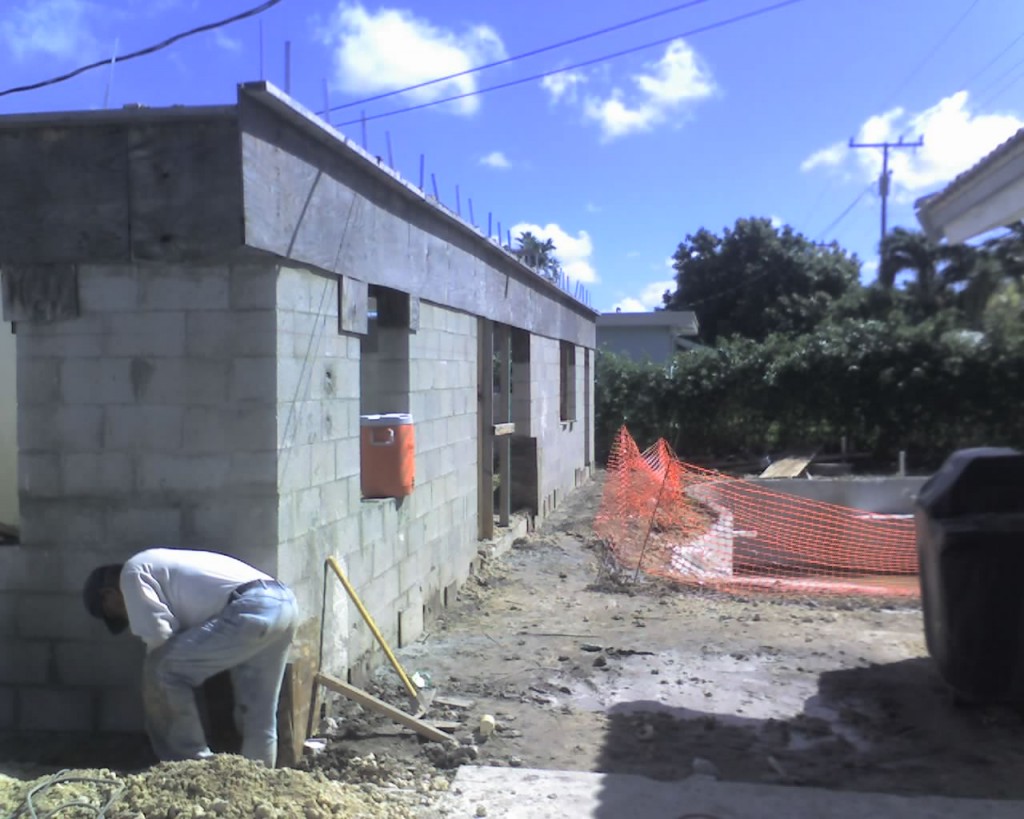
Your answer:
[441,766,1022,819]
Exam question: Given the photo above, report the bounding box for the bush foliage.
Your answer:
[595,317,1024,469]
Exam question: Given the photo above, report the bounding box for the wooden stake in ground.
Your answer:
[316,673,455,745]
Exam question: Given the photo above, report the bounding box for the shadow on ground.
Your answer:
[594,657,1024,816]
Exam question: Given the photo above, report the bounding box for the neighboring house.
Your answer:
[0,82,596,760]
[916,127,1024,243]
[596,310,701,364]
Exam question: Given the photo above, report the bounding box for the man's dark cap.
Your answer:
[82,564,128,635]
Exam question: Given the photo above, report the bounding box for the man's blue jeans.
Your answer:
[142,581,298,767]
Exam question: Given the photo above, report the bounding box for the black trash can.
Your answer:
[915,447,1024,704]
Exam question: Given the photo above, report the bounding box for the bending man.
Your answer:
[83,548,298,767]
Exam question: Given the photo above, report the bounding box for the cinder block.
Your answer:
[102,312,187,357]
[78,265,139,312]
[18,501,105,550]
[16,315,104,339]
[19,405,103,454]
[61,359,134,404]
[186,495,278,554]
[230,357,277,403]
[62,451,133,495]
[277,356,314,403]
[18,593,104,642]
[141,359,229,405]
[229,451,278,490]
[310,441,335,486]
[277,267,313,314]
[397,600,424,647]
[0,686,14,729]
[104,405,184,451]
[106,506,183,548]
[18,452,62,496]
[278,444,311,493]
[98,685,144,731]
[20,333,103,359]
[184,311,231,357]
[229,264,277,310]
[0,640,50,684]
[138,453,231,493]
[16,357,60,405]
[230,311,278,356]
[0,593,17,637]
[55,640,144,686]
[140,266,229,311]
[18,686,94,731]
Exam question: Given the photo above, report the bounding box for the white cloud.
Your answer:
[1,0,97,61]
[510,221,597,283]
[802,92,1024,200]
[611,277,675,312]
[585,202,602,214]
[770,215,784,229]
[583,39,714,140]
[542,69,587,104]
[480,151,510,169]
[320,3,505,117]
[801,143,846,173]
[214,28,242,54]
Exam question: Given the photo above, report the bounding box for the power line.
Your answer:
[815,182,876,243]
[337,0,808,127]
[875,0,982,114]
[326,0,716,115]
[973,49,1024,107]
[961,30,1024,92]
[0,0,285,99]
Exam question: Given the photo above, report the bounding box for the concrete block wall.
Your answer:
[273,282,479,680]
[335,301,478,669]
[271,266,358,677]
[530,336,591,520]
[0,261,284,731]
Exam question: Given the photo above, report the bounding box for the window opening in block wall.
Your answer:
[0,319,18,545]
[559,340,576,422]
[359,285,412,500]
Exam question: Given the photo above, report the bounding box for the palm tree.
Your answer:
[879,227,977,319]
[513,231,562,282]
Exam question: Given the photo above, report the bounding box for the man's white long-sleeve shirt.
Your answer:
[119,548,271,650]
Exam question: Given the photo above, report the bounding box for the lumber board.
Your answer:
[316,673,455,745]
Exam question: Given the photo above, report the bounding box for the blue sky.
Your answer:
[2,0,1022,312]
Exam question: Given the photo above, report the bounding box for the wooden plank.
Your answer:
[128,119,244,261]
[493,423,515,437]
[0,125,131,263]
[1,264,78,323]
[495,324,511,527]
[434,695,476,709]
[316,673,455,745]
[478,318,495,540]
[759,455,813,479]
[338,275,368,335]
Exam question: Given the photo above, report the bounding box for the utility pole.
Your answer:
[849,135,924,250]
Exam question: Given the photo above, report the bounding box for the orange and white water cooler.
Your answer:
[360,413,415,498]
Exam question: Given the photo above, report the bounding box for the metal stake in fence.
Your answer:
[633,451,672,584]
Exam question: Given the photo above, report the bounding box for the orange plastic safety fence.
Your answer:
[595,427,919,598]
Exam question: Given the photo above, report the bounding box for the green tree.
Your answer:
[513,231,563,282]
[662,217,862,343]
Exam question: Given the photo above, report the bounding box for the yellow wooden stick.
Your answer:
[326,556,421,704]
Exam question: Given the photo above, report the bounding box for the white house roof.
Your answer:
[597,310,699,336]
[915,127,1024,243]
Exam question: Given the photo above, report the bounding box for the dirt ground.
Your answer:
[312,472,1024,802]
[3,472,1024,816]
